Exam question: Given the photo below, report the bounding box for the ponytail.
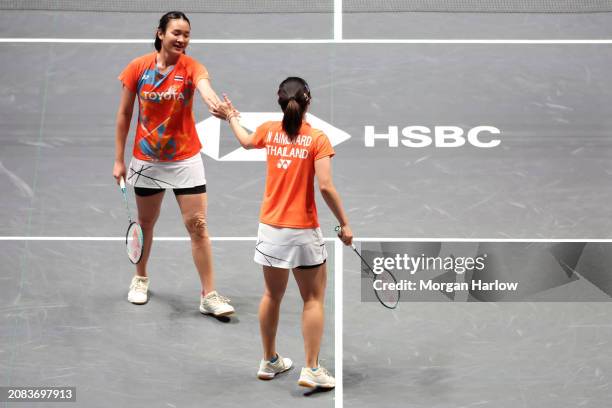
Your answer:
[282,99,303,139]
[277,77,311,141]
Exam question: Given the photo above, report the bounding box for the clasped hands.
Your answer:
[209,94,240,122]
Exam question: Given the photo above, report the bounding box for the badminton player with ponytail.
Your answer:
[112,11,234,316]
[218,77,353,388]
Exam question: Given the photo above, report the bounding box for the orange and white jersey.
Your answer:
[118,52,209,162]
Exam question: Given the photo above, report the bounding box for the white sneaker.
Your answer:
[128,276,149,304]
[298,366,335,389]
[199,291,235,316]
[257,354,293,380]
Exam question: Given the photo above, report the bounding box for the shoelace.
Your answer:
[207,293,231,303]
[315,367,330,376]
[132,279,147,292]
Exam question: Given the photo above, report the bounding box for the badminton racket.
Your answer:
[336,226,400,309]
[120,177,144,264]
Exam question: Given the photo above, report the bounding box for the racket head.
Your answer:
[125,221,144,264]
[372,268,401,309]
[350,245,401,309]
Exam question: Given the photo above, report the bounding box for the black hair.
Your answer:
[154,11,190,52]
[277,77,311,140]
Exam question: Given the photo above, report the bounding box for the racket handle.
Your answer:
[120,176,126,191]
[336,225,357,250]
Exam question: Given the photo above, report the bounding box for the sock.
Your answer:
[269,354,279,363]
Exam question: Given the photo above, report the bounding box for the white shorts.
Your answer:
[127,154,206,189]
[254,223,328,269]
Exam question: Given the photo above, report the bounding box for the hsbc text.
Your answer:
[364,126,501,148]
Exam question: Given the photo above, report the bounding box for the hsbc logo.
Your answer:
[196,113,351,161]
[365,125,501,148]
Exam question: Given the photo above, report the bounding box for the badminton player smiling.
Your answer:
[218,77,353,388]
[112,11,234,316]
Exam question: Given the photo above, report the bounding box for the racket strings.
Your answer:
[126,222,144,264]
[352,245,400,309]
[373,270,400,307]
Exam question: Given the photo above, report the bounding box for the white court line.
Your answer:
[354,238,612,242]
[1,38,612,44]
[334,0,343,41]
[0,236,341,241]
[1,236,611,242]
[334,238,343,408]
[0,236,257,241]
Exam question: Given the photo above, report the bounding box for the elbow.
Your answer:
[240,136,256,150]
[319,182,334,196]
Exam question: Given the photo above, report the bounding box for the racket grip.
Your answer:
[336,225,356,249]
[120,177,126,191]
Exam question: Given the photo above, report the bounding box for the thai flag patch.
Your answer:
[174,75,184,82]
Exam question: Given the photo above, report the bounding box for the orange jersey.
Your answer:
[118,52,209,162]
[253,121,335,228]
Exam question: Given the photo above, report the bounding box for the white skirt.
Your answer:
[254,223,328,269]
[127,154,206,189]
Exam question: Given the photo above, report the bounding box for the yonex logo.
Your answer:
[277,159,292,169]
[197,113,351,162]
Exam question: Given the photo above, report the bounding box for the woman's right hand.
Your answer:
[221,94,240,120]
[113,160,126,185]
[338,224,354,246]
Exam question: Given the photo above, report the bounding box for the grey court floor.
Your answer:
[1,240,336,407]
[2,5,612,408]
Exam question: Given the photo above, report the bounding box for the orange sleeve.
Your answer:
[314,131,335,160]
[252,122,271,149]
[117,58,140,93]
[192,61,210,85]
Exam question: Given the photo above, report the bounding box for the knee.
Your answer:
[263,290,285,304]
[185,213,208,241]
[301,290,325,304]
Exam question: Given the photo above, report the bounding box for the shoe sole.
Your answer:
[128,296,148,305]
[257,372,275,380]
[298,379,335,389]
[200,309,235,317]
[257,366,292,380]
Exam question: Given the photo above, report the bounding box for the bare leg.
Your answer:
[135,191,165,277]
[293,264,327,368]
[175,192,214,294]
[260,266,289,360]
